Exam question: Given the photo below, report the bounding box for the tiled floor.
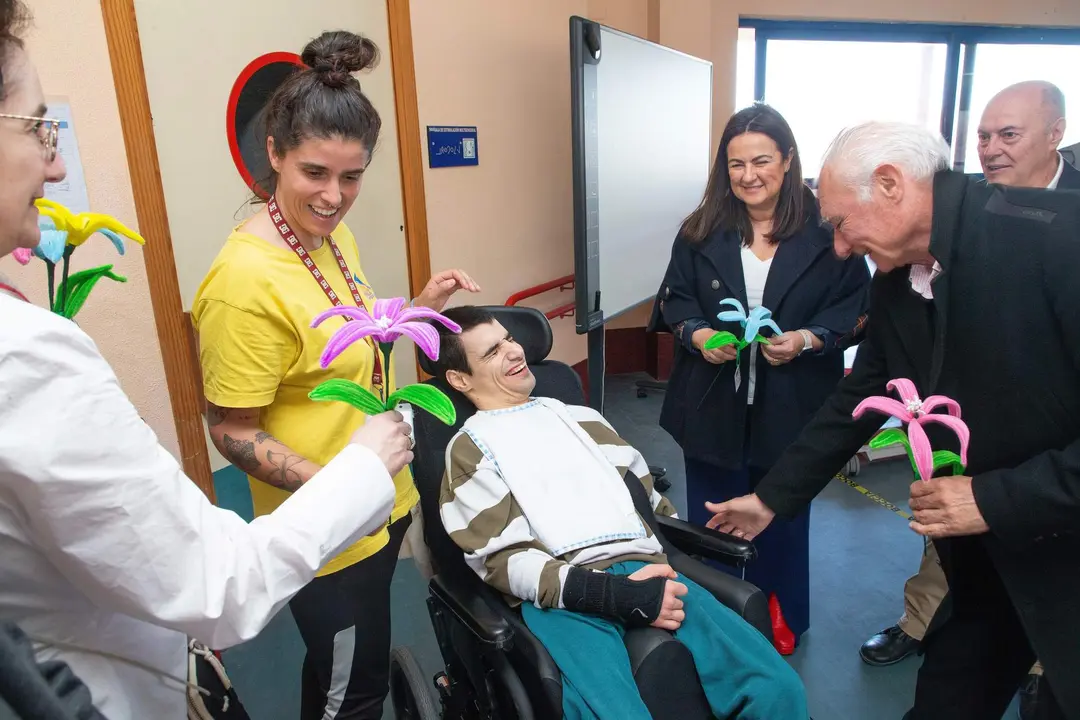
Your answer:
[214,373,1020,719]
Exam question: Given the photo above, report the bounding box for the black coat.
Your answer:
[755,171,1080,716]
[1058,156,1080,190]
[654,211,871,471]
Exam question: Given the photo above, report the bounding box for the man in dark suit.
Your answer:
[706,120,1080,720]
[1062,142,1079,169]
[859,82,1080,714]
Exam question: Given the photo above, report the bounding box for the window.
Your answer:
[763,39,947,178]
[738,20,1080,178]
[734,27,757,110]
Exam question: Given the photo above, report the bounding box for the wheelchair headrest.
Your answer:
[418,305,554,377]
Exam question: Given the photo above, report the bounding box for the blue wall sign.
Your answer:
[427,126,478,168]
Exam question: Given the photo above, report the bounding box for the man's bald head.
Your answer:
[977,80,1066,188]
[988,81,1064,127]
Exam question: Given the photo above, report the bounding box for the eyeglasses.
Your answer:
[0,113,60,162]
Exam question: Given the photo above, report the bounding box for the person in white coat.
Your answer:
[0,2,414,717]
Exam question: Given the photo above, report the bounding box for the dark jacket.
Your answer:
[755,171,1080,716]
[1058,156,1080,190]
[653,205,870,471]
[1060,145,1079,174]
[836,158,1080,352]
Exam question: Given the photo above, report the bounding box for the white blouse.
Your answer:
[741,245,773,405]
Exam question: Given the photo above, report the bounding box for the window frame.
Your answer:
[740,19,1080,171]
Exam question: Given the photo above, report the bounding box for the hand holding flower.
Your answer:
[693,328,738,364]
[908,475,989,538]
[349,410,414,478]
[760,331,809,366]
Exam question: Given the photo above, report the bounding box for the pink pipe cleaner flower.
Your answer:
[311,297,461,368]
[852,378,970,482]
[12,248,32,265]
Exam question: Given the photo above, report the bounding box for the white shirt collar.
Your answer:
[1047,152,1065,190]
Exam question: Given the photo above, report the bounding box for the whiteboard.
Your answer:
[570,18,712,331]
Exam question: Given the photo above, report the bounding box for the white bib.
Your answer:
[461,398,646,556]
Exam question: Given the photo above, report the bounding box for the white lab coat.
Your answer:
[0,294,395,718]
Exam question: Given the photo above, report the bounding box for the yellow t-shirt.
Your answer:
[191,221,418,577]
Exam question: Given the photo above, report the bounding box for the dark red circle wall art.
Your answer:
[226,52,304,199]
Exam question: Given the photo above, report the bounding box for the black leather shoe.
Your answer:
[1018,672,1042,720]
[859,625,920,666]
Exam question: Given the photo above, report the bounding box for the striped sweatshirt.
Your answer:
[440,398,677,609]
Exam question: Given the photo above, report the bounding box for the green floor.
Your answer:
[212,373,1020,719]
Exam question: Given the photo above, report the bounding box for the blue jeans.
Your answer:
[520,560,808,720]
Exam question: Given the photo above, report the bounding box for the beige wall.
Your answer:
[411,0,663,365]
[6,0,179,458]
[412,0,586,365]
[133,0,415,471]
[588,0,650,38]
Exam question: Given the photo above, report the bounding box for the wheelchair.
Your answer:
[390,306,774,720]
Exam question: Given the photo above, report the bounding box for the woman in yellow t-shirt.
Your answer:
[192,31,478,719]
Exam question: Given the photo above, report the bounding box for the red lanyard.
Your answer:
[267,195,383,389]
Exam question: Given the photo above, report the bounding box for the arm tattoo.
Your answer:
[222,434,260,474]
[265,449,306,492]
[214,416,309,491]
[208,404,228,427]
[208,403,259,427]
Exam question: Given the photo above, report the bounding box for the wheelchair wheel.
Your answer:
[390,646,441,720]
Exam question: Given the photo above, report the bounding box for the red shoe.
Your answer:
[769,593,797,656]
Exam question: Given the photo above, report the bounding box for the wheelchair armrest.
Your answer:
[429,574,514,650]
[657,515,756,568]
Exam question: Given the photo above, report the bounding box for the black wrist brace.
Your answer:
[562,567,666,627]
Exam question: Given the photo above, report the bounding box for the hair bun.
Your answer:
[302,30,379,89]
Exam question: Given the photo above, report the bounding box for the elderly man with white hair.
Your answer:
[860,81,1079,720]
[705,121,1080,720]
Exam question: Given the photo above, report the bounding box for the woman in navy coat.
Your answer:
[654,104,870,653]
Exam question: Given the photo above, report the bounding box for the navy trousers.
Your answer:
[684,457,812,639]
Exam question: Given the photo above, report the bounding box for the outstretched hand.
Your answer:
[415,269,481,312]
[705,493,775,541]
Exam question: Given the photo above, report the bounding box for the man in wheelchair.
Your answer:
[430,306,807,720]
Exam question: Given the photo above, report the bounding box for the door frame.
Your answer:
[99,0,431,500]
